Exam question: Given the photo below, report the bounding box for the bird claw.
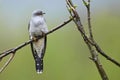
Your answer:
[37,32,46,38]
[32,37,37,42]
[32,32,46,42]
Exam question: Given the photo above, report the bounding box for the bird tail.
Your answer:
[35,58,43,74]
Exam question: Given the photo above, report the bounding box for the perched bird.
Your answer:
[28,10,48,74]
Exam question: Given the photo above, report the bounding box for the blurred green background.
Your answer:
[0,0,120,80]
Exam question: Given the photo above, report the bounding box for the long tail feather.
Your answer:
[35,58,43,74]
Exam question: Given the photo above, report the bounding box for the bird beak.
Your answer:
[43,12,45,14]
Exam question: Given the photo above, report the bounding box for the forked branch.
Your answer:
[66,0,120,80]
[0,17,74,73]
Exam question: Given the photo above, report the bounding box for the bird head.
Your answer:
[32,9,45,16]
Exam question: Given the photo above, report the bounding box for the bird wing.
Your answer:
[41,36,47,59]
[30,41,38,60]
[28,21,38,60]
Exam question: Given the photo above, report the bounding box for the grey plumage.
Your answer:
[28,10,48,74]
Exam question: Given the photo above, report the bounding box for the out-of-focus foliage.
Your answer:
[0,0,120,80]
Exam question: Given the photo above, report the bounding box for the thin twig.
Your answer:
[0,17,74,73]
[87,0,93,40]
[0,53,15,73]
[94,43,120,67]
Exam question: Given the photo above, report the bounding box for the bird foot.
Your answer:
[32,37,38,42]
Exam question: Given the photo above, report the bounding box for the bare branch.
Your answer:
[0,17,74,73]
[87,44,109,80]
[84,0,120,67]
[86,0,93,40]
[94,43,120,67]
[67,0,120,79]
[0,53,15,73]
